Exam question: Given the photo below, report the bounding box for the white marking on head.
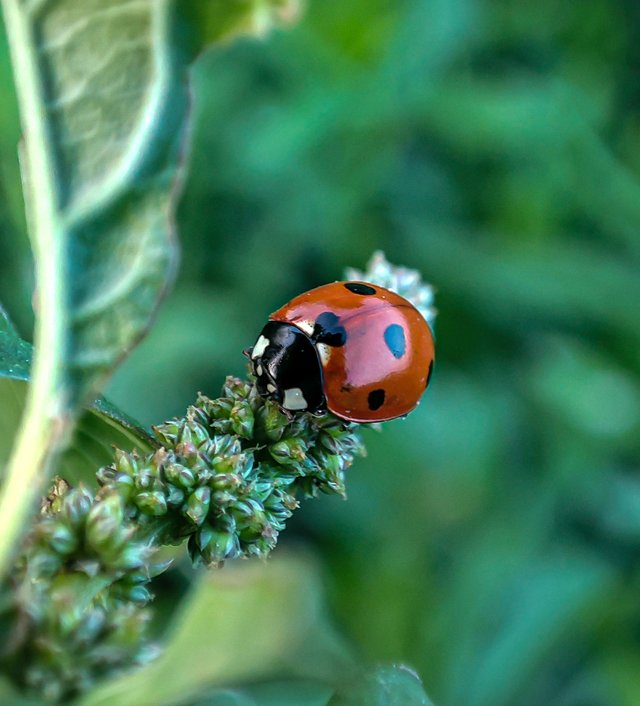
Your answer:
[315,343,332,366]
[251,335,269,359]
[255,364,263,377]
[295,319,315,336]
[283,387,308,411]
[267,383,276,394]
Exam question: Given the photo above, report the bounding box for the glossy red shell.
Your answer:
[270,281,435,422]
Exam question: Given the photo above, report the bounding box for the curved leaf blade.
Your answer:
[0,306,154,483]
[182,0,302,52]
[0,304,31,381]
[76,554,352,706]
[0,0,187,580]
[0,0,299,579]
[328,666,434,706]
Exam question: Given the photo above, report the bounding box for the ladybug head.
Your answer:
[248,321,326,415]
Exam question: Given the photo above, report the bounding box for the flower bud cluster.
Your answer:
[102,377,364,567]
[2,378,364,701]
[4,478,160,701]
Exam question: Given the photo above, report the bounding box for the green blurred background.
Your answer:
[3,1,640,704]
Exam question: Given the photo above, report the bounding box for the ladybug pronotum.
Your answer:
[247,281,435,423]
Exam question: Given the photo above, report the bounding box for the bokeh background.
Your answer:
[2,1,640,704]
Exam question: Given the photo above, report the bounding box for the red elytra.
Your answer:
[268,281,435,422]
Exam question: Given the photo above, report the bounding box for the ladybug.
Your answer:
[247,281,435,423]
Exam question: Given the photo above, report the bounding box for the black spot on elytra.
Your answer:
[425,360,434,388]
[384,323,406,359]
[368,388,385,411]
[344,282,376,296]
[312,312,347,347]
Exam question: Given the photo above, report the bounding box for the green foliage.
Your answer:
[79,555,342,706]
[1,0,639,705]
[328,666,434,706]
[108,2,640,705]
[0,305,30,380]
[0,305,153,484]
[0,0,301,592]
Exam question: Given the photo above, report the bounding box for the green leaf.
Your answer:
[182,0,302,54]
[0,304,30,381]
[78,554,350,706]
[328,666,434,706]
[0,377,155,487]
[0,0,301,579]
[0,305,153,483]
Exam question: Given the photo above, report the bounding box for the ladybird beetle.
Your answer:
[248,281,435,423]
